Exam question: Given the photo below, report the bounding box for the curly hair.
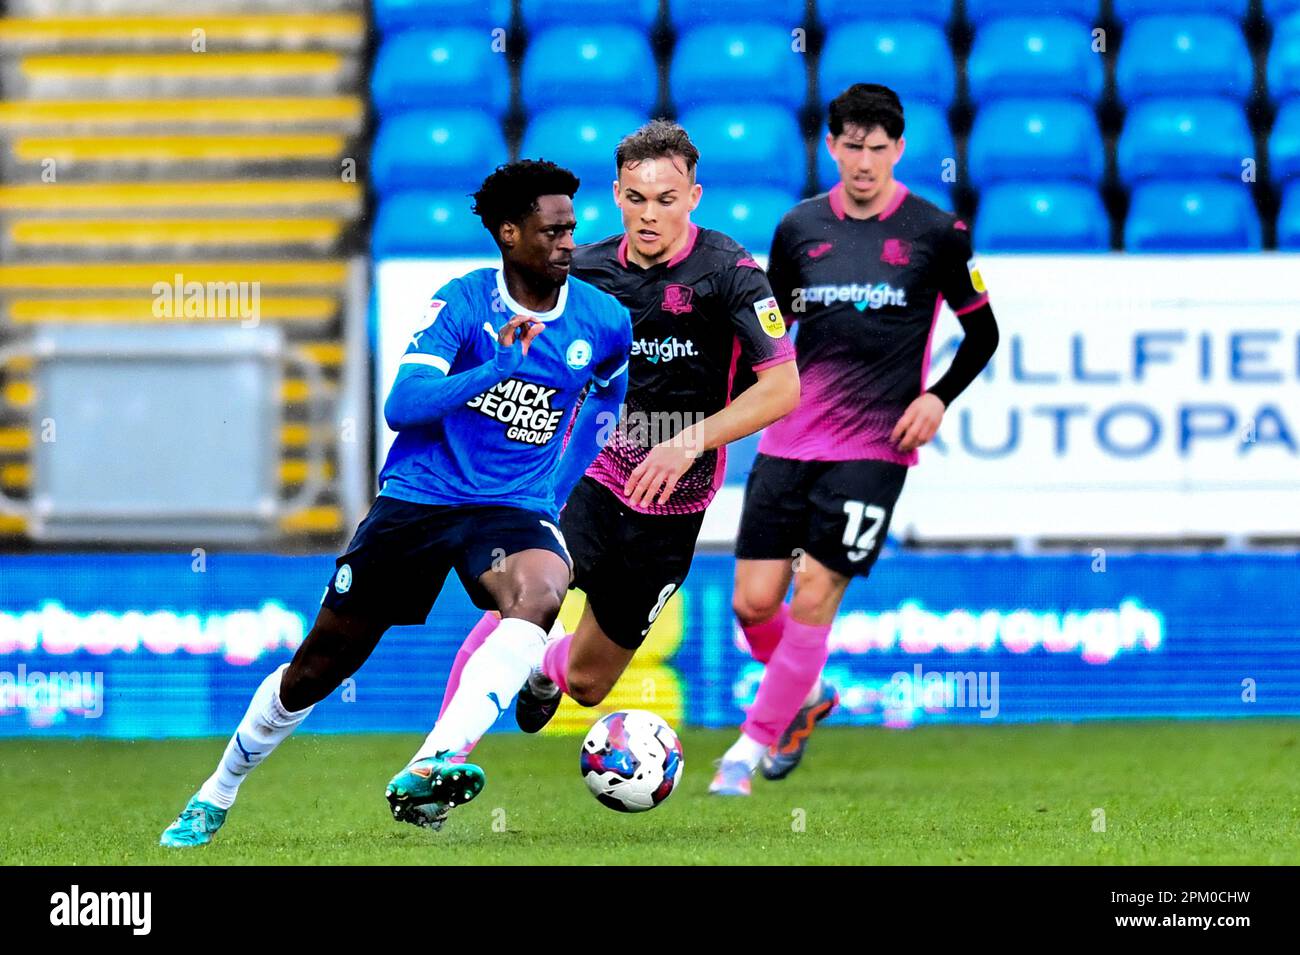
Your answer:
[471,159,580,239]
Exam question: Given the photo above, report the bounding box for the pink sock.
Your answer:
[541,633,572,696]
[741,603,788,664]
[741,617,831,746]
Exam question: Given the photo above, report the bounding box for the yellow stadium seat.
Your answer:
[0,97,364,132]
[12,133,348,163]
[20,51,346,80]
[0,260,349,290]
[0,14,365,50]
[8,218,345,249]
[0,180,360,213]
[5,296,338,324]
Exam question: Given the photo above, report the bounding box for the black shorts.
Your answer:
[321,495,572,625]
[560,477,705,651]
[735,453,908,579]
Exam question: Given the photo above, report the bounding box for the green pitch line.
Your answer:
[2,722,1297,865]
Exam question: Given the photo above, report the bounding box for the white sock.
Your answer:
[803,675,824,708]
[196,664,313,810]
[413,617,548,762]
[722,733,769,772]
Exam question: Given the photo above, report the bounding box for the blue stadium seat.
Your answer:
[1113,0,1247,21]
[816,101,954,193]
[671,24,807,110]
[819,0,952,25]
[1117,98,1252,184]
[820,20,954,108]
[966,0,1097,22]
[372,30,510,117]
[967,18,1103,104]
[522,26,657,114]
[1278,181,1300,248]
[522,0,659,30]
[1270,98,1300,183]
[520,106,643,190]
[373,192,497,258]
[968,98,1103,185]
[1125,181,1261,251]
[976,183,1110,251]
[669,0,805,28]
[372,111,508,195]
[1269,14,1300,102]
[1266,0,1300,18]
[572,191,623,244]
[374,0,512,33]
[680,104,805,192]
[695,187,798,252]
[1117,16,1253,102]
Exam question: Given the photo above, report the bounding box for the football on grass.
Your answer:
[580,710,683,812]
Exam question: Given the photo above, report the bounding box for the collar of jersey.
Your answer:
[494,268,568,322]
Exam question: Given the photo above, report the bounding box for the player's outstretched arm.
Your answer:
[384,315,542,431]
[549,370,629,515]
[625,359,799,508]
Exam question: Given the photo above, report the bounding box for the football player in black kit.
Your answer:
[713,84,1001,795]
[423,120,799,764]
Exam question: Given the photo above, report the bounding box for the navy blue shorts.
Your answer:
[321,495,572,625]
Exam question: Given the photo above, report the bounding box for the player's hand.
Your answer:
[625,440,701,509]
[492,314,544,376]
[891,392,945,453]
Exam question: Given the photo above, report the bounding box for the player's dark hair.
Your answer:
[471,159,580,241]
[828,83,905,140]
[615,119,700,182]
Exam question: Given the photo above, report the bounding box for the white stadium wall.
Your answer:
[374,255,1300,544]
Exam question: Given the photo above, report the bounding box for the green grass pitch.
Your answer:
[2,721,1297,865]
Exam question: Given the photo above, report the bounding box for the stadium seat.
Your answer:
[819,0,952,25]
[976,182,1110,251]
[1117,16,1253,102]
[572,191,622,244]
[966,0,1097,22]
[967,17,1104,104]
[680,104,805,193]
[1266,0,1300,18]
[1269,14,1300,102]
[520,106,642,190]
[373,0,511,33]
[521,26,656,114]
[1124,181,1261,251]
[1270,98,1300,183]
[373,191,497,258]
[968,98,1103,185]
[820,20,954,108]
[1117,98,1252,184]
[694,186,798,252]
[371,29,509,117]
[1113,0,1248,21]
[669,0,805,28]
[522,0,659,30]
[670,24,807,111]
[1277,181,1300,248]
[816,101,953,193]
[371,111,508,195]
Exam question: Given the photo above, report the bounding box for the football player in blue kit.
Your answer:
[160,160,632,845]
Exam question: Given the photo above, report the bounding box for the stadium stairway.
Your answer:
[0,1,369,547]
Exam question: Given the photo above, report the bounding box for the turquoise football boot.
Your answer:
[159,795,228,848]
[385,754,486,831]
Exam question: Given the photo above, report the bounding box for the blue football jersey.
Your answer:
[379,267,632,516]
